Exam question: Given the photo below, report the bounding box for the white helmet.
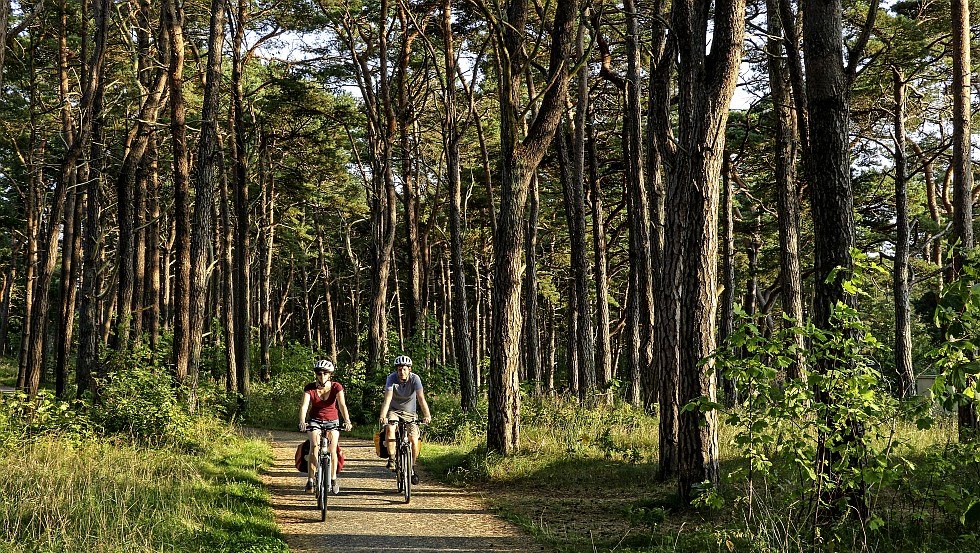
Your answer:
[313,359,335,373]
[393,355,413,368]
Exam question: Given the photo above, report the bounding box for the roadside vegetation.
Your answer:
[420,393,977,553]
[0,353,287,553]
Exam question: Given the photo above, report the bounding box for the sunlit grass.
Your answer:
[0,420,287,553]
[420,394,972,553]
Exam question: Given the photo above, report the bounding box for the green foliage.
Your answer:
[91,347,193,447]
[929,249,980,411]
[710,253,934,548]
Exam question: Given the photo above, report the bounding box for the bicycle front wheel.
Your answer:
[401,447,412,503]
[320,453,332,522]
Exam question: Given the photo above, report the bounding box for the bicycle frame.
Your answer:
[389,419,416,503]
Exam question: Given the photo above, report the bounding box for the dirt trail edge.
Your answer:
[253,429,548,553]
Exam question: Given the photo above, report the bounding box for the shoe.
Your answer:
[332,479,340,495]
[386,459,395,471]
[411,472,419,485]
[304,479,313,492]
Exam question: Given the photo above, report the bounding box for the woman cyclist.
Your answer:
[299,359,352,494]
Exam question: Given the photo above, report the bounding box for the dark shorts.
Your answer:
[308,419,340,432]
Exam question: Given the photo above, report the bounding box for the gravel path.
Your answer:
[254,429,547,553]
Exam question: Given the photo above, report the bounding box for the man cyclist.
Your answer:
[378,355,431,484]
[299,359,352,495]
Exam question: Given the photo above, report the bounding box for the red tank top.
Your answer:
[307,382,343,420]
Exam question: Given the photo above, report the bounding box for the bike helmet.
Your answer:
[393,355,413,368]
[313,359,335,373]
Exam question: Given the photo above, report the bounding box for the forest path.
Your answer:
[253,429,546,553]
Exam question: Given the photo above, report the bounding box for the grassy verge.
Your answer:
[0,357,14,388]
[418,394,975,553]
[0,422,288,553]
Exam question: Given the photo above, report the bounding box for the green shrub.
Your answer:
[91,348,192,446]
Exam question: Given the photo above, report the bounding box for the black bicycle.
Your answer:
[387,419,423,503]
[310,424,343,522]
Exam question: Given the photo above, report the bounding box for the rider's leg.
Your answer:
[385,414,397,452]
[308,429,322,479]
[328,429,340,480]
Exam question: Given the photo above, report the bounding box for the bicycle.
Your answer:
[386,419,424,503]
[307,423,343,522]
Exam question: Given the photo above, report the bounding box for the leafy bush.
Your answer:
[0,390,96,446]
[709,253,942,549]
[91,347,192,446]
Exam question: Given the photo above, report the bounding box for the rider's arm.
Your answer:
[298,392,311,432]
[416,389,432,423]
[378,388,394,426]
[337,390,353,430]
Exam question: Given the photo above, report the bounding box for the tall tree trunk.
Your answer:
[666,0,745,501]
[258,130,275,379]
[187,0,225,393]
[77,0,110,399]
[892,68,914,399]
[588,114,613,403]
[442,0,476,412]
[719,156,736,404]
[220,160,237,393]
[950,0,977,436]
[167,0,192,387]
[488,0,579,455]
[0,250,16,356]
[523,173,541,392]
[570,16,596,403]
[767,0,805,378]
[145,133,161,348]
[803,0,860,513]
[230,0,251,393]
[623,0,654,410]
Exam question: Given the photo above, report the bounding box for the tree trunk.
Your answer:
[803,0,860,512]
[230,0,251,394]
[187,0,225,393]
[442,0,477,412]
[766,0,806,379]
[623,0,654,410]
[588,112,613,403]
[667,0,745,501]
[523,172,541,392]
[891,68,914,399]
[220,155,237,393]
[719,156,736,404]
[166,0,192,387]
[489,0,579,455]
[950,0,977,436]
[570,16,596,404]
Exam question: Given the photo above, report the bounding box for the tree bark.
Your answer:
[488,0,579,455]
[892,68,914,399]
[666,0,745,501]
[950,0,977,435]
[166,0,192,387]
[442,0,477,412]
[588,111,612,403]
[766,0,805,379]
[230,0,251,394]
[187,0,225,392]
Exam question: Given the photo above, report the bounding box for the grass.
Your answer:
[0,420,288,553]
[0,357,14,388]
[418,394,978,553]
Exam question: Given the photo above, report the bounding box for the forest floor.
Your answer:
[253,429,547,552]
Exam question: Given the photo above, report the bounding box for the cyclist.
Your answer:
[299,359,352,495]
[378,355,431,484]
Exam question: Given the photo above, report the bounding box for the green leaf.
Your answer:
[961,499,980,527]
